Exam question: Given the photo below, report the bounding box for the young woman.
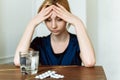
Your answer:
[14,0,96,67]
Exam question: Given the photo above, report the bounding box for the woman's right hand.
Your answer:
[30,5,53,27]
[14,5,54,66]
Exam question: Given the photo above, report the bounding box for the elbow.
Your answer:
[14,61,20,66]
[14,59,20,66]
[84,60,96,67]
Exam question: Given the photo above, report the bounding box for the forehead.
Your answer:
[49,13,60,19]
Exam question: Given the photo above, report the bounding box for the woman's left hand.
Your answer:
[53,3,96,67]
[53,3,81,26]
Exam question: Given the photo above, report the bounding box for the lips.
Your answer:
[52,30,59,33]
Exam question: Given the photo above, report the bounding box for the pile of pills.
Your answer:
[35,70,64,79]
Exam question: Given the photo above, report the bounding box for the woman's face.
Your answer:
[45,12,67,36]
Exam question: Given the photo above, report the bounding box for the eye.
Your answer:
[45,18,51,22]
[56,18,63,21]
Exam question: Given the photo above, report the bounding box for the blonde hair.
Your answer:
[37,0,71,13]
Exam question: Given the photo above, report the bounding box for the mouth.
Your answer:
[52,30,59,33]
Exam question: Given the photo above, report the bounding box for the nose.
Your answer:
[51,12,57,29]
[52,20,57,29]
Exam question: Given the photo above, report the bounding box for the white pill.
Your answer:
[39,77,44,79]
[41,73,46,76]
[44,72,49,76]
[51,71,56,74]
[54,74,59,76]
[49,71,56,75]
[47,70,52,73]
[43,74,49,78]
[59,75,64,78]
[35,75,39,79]
[51,73,64,79]
[50,74,60,79]
[39,76,44,79]
[35,70,64,79]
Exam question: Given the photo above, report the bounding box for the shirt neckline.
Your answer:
[49,33,71,55]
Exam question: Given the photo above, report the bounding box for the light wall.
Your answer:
[87,0,120,80]
[0,0,32,63]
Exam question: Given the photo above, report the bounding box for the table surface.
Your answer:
[0,64,107,80]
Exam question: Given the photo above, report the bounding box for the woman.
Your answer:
[14,0,96,67]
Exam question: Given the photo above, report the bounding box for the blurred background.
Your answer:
[0,0,120,80]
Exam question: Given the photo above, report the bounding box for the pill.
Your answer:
[35,75,39,79]
[35,70,64,79]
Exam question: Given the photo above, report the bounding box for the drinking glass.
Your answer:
[19,50,39,75]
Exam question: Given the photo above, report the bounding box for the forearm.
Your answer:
[14,22,36,66]
[74,20,96,67]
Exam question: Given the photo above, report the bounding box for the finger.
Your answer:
[39,5,46,12]
[44,12,52,20]
[53,10,67,22]
[53,9,73,24]
[53,6,65,18]
[39,5,53,13]
[53,6,67,19]
[40,2,50,12]
[39,5,53,16]
[56,3,67,11]
[53,5,62,12]
[53,5,68,16]
[44,5,53,11]
[44,7,52,16]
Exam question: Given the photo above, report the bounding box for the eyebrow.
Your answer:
[47,17,61,19]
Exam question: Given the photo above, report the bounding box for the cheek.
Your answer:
[45,22,51,28]
[57,22,66,28]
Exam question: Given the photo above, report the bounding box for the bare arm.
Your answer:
[74,20,96,67]
[14,23,36,66]
[53,4,96,67]
[14,6,53,66]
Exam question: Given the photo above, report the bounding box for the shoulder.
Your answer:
[69,33,77,41]
[30,34,50,49]
[69,33,80,51]
[31,34,50,43]
[69,33,77,37]
[69,33,79,46]
[33,34,50,40]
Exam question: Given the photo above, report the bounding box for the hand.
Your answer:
[30,5,53,27]
[53,3,81,26]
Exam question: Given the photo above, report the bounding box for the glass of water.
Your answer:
[19,50,39,75]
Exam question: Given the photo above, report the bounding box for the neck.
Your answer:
[51,32,69,42]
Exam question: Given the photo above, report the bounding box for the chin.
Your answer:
[52,32,61,36]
